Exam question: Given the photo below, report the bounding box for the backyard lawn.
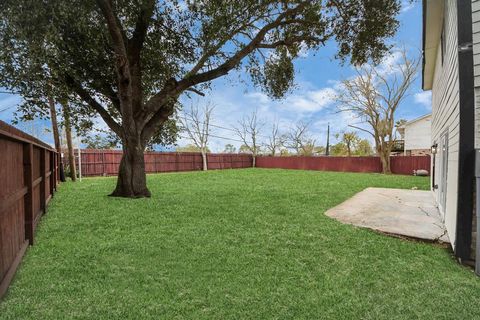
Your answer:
[1,169,480,319]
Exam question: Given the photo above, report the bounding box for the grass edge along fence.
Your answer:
[0,120,60,299]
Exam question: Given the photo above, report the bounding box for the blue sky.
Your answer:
[0,1,430,151]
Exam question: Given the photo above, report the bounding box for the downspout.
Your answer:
[476,149,480,276]
[454,0,475,262]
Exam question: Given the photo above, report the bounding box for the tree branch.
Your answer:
[65,74,123,136]
[96,0,128,59]
[128,0,155,60]
[177,3,308,89]
[185,87,205,96]
[348,125,375,138]
[143,1,311,120]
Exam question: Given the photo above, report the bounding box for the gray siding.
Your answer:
[431,0,460,247]
[473,0,480,149]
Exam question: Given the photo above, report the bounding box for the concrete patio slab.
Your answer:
[325,187,449,243]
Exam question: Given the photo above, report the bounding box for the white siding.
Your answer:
[473,0,480,148]
[431,0,460,248]
[404,116,431,151]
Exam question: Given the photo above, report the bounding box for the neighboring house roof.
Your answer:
[422,0,445,90]
[397,113,432,136]
[401,113,432,127]
[403,114,432,151]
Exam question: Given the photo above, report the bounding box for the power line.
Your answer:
[0,91,21,113]
[178,132,249,144]
[0,91,20,94]
[0,105,17,113]
[181,116,271,139]
[208,133,248,144]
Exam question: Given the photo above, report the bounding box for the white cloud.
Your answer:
[414,91,432,109]
[308,88,337,108]
[245,92,270,105]
[401,0,416,13]
[276,87,337,113]
[374,50,404,77]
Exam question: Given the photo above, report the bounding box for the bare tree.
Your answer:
[235,110,264,167]
[283,121,315,155]
[264,120,283,156]
[338,49,419,173]
[180,102,214,171]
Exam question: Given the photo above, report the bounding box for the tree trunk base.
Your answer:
[110,143,151,198]
[108,188,151,198]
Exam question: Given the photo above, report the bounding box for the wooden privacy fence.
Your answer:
[75,149,253,176]
[0,121,59,298]
[76,149,430,176]
[256,155,431,175]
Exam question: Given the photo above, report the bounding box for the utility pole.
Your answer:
[325,123,330,156]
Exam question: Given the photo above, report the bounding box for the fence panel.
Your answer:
[390,155,431,175]
[0,120,59,298]
[76,150,429,177]
[256,155,430,175]
[76,150,253,176]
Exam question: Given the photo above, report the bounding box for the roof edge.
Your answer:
[422,0,445,91]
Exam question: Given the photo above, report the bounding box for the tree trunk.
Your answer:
[49,96,66,182]
[379,144,391,174]
[62,103,76,181]
[48,97,61,152]
[201,150,208,171]
[252,154,256,168]
[110,138,151,198]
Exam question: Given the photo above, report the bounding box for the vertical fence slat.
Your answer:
[49,150,55,197]
[40,148,46,214]
[55,153,59,188]
[23,143,34,245]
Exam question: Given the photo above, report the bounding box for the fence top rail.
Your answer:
[0,120,57,153]
[77,149,253,156]
[257,155,430,159]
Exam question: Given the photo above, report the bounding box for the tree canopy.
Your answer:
[0,0,403,197]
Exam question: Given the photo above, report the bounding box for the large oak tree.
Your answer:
[0,0,402,197]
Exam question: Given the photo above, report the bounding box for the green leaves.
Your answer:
[262,48,295,99]
[0,0,401,147]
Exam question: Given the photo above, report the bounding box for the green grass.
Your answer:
[1,169,479,319]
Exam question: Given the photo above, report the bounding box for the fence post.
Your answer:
[40,148,46,214]
[53,152,57,189]
[56,152,60,187]
[49,151,55,197]
[23,143,34,245]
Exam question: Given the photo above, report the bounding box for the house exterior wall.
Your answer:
[431,0,460,248]
[404,116,431,152]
